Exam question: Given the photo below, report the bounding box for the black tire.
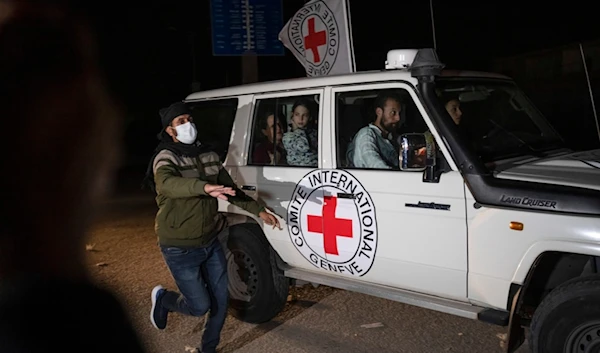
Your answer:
[529,275,600,353]
[225,223,289,324]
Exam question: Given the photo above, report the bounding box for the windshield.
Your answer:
[435,78,566,162]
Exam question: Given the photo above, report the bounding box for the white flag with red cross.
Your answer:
[278,0,356,77]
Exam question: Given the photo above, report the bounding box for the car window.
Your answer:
[250,94,320,167]
[336,88,432,170]
[188,98,238,162]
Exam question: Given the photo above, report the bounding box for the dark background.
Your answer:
[78,0,600,170]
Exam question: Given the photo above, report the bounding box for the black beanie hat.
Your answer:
[159,102,191,129]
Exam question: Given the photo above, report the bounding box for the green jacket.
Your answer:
[152,149,265,247]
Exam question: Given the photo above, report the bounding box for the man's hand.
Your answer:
[259,211,281,229]
[204,184,236,200]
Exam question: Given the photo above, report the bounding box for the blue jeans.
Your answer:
[160,238,228,353]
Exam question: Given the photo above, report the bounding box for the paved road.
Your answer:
[88,185,531,353]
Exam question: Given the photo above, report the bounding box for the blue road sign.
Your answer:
[210,0,285,56]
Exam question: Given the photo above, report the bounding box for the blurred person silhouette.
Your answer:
[0,2,145,352]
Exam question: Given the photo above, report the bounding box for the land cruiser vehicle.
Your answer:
[184,49,600,353]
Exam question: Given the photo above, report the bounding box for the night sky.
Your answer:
[78,1,600,166]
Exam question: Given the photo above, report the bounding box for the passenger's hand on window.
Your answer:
[259,211,281,230]
[204,184,236,200]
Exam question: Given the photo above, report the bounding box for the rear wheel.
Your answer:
[530,276,600,353]
[224,223,289,323]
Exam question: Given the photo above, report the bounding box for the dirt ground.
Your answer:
[85,191,335,353]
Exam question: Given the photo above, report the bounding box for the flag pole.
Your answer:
[342,0,356,72]
[429,0,437,50]
[580,43,600,143]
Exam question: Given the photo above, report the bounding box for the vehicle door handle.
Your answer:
[241,185,256,191]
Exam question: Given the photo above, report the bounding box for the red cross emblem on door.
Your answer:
[307,196,353,255]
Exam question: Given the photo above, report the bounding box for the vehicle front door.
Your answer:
[324,82,469,300]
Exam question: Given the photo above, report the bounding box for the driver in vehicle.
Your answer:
[445,96,463,125]
[424,94,463,153]
[346,91,403,169]
[424,92,497,171]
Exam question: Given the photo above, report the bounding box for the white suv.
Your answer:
[183,49,600,353]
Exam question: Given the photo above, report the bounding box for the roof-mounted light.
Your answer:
[385,49,419,70]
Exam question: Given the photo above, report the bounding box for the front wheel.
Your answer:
[224,223,289,324]
[529,276,600,353]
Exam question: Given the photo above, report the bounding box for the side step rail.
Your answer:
[285,267,483,320]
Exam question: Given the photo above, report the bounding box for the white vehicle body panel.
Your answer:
[467,189,600,309]
[186,68,600,313]
[465,149,600,309]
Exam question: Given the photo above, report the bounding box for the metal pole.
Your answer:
[580,43,600,143]
[241,0,258,84]
[343,0,356,72]
[429,0,437,50]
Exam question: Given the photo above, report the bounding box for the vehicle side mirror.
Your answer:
[398,133,427,171]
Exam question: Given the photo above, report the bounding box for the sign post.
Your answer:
[210,0,284,84]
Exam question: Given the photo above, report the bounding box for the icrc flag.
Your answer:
[278,0,356,77]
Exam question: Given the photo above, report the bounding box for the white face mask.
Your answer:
[174,122,197,144]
